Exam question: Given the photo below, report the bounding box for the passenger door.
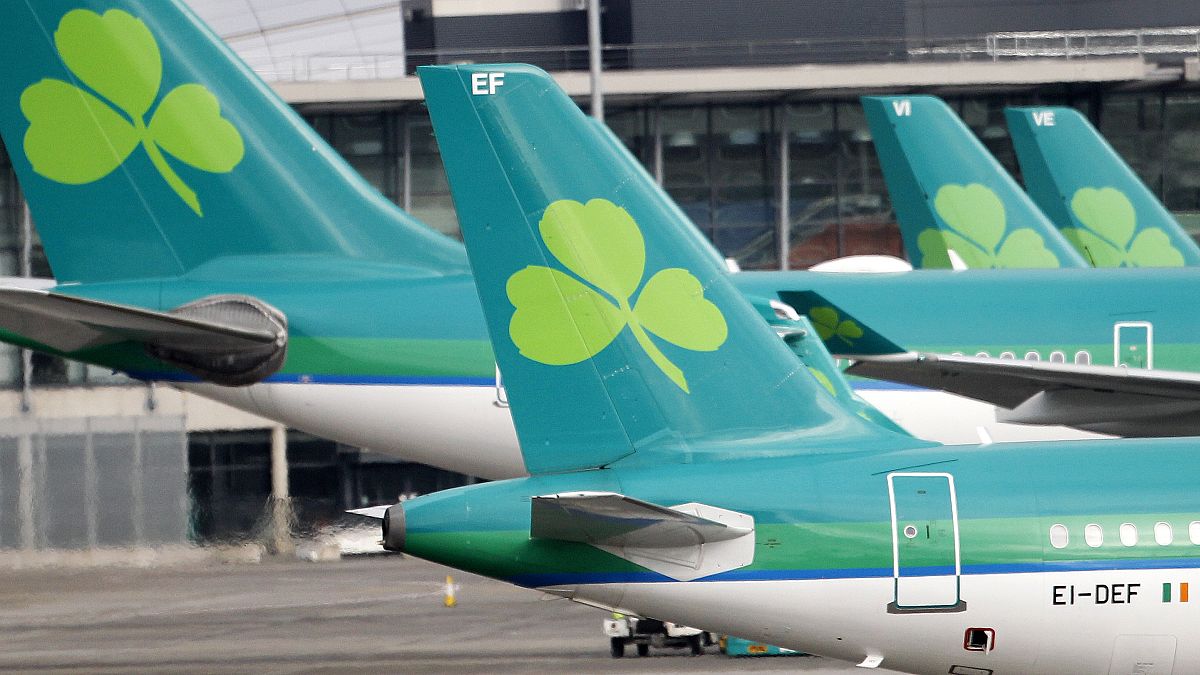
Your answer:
[1114,321,1153,369]
[887,472,966,613]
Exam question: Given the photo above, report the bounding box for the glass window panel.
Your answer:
[710,106,774,270]
[303,113,333,144]
[405,114,457,239]
[332,113,387,157]
[31,353,68,386]
[0,145,17,254]
[0,345,19,387]
[661,107,709,192]
[409,194,460,240]
[1163,95,1200,241]
[1084,523,1103,548]
[606,108,650,164]
[346,155,394,200]
[960,97,1020,175]
[407,118,450,194]
[1100,94,1163,196]
[665,186,711,235]
[786,103,838,269]
[834,103,901,267]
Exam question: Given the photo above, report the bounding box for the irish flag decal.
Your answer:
[1162,582,1189,603]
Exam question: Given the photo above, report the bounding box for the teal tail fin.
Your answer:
[1006,106,1200,267]
[861,95,1087,270]
[419,64,918,474]
[0,1,466,284]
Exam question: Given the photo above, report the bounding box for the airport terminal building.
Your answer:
[2,0,1199,548]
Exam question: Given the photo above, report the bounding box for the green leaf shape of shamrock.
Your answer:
[808,306,863,346]
[1065,187,1184,267]
[506,198,728,393]
[916,183,1060,269]
[19,9,245,217]
[807,366,838,399]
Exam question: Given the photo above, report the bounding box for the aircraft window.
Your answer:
[1024,351,1041,361]
[1190,521,1200,545]
[1075,350,1091,365]
[1154,522,1173,546]
[975,351,990,358]
[1049,351,1066,363]
[999,351,1016,360]
[1084,524,1103,548]
[1049,524,1068,549]
[1120,523,1138,547]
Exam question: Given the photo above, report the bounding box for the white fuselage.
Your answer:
[184,381,1102,480]
[552,568,1192,673]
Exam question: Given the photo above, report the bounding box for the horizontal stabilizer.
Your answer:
[849,353,1200,436]
[776,291,908,356]
[531,492,755,581]
[0,287,287,385]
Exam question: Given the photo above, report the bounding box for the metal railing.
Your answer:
[245,27,1200,83]
[985,27,1200,60]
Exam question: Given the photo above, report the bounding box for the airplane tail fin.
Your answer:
[1006,106,1200,267]
[0,1,466,284]
[861,95,1086,270]
[419,64,919,474]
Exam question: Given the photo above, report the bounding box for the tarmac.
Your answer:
[0,553,898,674]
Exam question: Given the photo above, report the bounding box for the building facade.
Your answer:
[1,0,1200,546]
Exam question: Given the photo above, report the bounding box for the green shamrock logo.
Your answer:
[19,9,244,216]
[917,183,1060,269]
[807,366,838,398]
[1065,187,1184,267]
[506,199,728,393]
[809,307,862,346]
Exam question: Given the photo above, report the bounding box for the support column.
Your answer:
[17,432,34,550]
[778,111,791,270]
[587,0,604,122]
[269,425,294,555]
[131,418,146,546]
[84,419,97,548]
[19,203,32,413]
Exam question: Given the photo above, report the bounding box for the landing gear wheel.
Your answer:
[636,643,650,657]
[610,637,625,658]
[689,635,704,655]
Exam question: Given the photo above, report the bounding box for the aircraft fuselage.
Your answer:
[397,436,1200,673]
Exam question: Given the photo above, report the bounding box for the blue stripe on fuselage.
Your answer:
[512,557,1200,588]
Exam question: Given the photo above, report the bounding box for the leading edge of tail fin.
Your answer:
[861,95,1087,270]
[0,1,466,283]
[1006,106,1200,267]
[419,64,915,474]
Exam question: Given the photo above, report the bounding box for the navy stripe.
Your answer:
[511,557,1200,588]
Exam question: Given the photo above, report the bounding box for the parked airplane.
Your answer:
[0,0,896,481]
[7,2,1200,484]
[861,95,1087,270]
[359,62,1200,674]
[1007,105,1200,267]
